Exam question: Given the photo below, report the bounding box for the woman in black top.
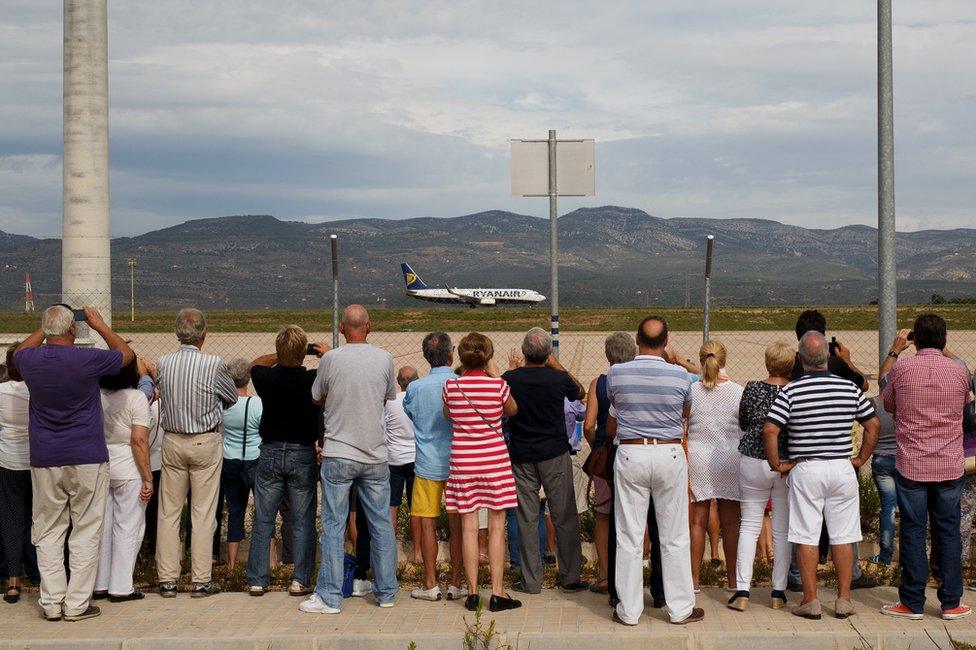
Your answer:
[728,341,794,612]
[246,325,326,597]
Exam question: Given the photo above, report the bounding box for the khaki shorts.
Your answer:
[411,476,446,518]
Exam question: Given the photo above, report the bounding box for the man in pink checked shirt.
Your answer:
[880,313,974,621]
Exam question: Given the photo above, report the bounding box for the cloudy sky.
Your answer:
[1,1,974,237]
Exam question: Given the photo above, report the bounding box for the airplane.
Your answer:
[400,263,546,308]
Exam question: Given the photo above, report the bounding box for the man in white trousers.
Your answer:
[606,316,703,626]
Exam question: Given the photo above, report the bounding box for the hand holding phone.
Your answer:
[829,336,839,356]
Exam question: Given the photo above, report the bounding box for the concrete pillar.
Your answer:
[62,0,111,327]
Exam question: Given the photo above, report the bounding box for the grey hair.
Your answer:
[175,308,207,345]
[798,331,829,369]
[604,331,637,365]
[422,332,452,368]
[522,327,552,364]
[226,358,251,389]
[42,305,73,337]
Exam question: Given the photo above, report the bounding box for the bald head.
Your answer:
[798,331,829,370]
[340,304,371,342]
[636,316,668,353]
[397,365,419,390]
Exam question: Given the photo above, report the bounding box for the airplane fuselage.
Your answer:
[406,288,545,305]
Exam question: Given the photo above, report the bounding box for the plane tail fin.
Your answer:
[400,263,429,290]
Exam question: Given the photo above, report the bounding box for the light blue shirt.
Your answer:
[221,395,263,461]
[403,366,457,481]
[607,355,692,441]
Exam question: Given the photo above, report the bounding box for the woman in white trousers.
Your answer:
[94,361,154,602]
[728,341,795,611]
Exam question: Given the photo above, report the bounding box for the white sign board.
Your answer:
[510,139,595,196]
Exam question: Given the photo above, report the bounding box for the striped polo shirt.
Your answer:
[606,355,692,441]
[765,371,875,460]
[157,345,238,434]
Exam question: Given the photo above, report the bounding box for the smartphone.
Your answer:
[306,344,317,356]
[907,331,914,342]
[72,309,86,321]
[829,336,839,356]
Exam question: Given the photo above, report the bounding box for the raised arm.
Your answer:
[85,307,135,366]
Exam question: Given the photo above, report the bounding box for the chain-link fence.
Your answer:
[5,293,976,395]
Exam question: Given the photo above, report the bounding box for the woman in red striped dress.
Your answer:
[442,332,521,612]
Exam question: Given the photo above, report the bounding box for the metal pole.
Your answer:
[548,129,559,359]
[877,0,898,368]
[703,235,714,343]
[128,258,135,321]
[331,234,339,349]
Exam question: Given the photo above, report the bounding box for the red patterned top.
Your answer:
[443,371,517,513]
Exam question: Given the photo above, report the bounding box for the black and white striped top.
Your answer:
[765,371,875,460]
[157,345,238,434]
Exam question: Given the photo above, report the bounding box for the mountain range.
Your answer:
[2,206,975,310]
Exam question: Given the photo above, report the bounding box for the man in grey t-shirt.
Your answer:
[299,305,398,615]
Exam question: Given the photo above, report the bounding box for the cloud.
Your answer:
[0,0,974,237]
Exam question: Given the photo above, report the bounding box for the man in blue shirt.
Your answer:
[402,332,465,602]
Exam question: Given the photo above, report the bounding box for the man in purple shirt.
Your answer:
[14,305,133,622]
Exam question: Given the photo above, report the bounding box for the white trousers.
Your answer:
[613,444,695,623]
[94,479,147,596]
[31,463,109,618]
[735,456,790,591]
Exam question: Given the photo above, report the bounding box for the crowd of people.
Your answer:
[1,303,974,626]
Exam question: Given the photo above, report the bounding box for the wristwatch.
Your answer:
[887,350,899,359]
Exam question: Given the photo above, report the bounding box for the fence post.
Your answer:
[703,235,714,343]
[331,234,339,349]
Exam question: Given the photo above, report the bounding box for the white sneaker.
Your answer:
[378,599,395,608]
[299,593,340,614]
[446,585,468,601]
[411,585,443,602]
[351,579,373,597]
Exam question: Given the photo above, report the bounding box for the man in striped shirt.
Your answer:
[763,331,879,621]
[155,308,237,599]
[606,316,702,626]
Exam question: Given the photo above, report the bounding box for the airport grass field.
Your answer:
[2,304,972,333]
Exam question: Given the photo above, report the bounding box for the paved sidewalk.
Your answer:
[2,586,975,649]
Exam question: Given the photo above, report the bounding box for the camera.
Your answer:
[829,336,839,356]
[907,331,914,342]
[306,344,317,356]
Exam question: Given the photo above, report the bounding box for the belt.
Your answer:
[167,426,218,435]
[619,438,681,446]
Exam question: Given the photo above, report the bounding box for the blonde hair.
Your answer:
[765,340,796,378]
[276,325,308,366]
[699,339,727,389]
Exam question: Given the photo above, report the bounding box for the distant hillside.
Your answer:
[2,207,975,309]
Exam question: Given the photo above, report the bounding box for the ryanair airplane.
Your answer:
[400,263,546,308]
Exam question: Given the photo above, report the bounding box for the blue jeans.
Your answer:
[896,470,964,613]
[314,457,398,609]
[506,501,546,568]
[871,455,898,564]
[246,443,318,587]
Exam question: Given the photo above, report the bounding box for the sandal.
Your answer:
[4,585,21,604]
[589,579,609,594]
